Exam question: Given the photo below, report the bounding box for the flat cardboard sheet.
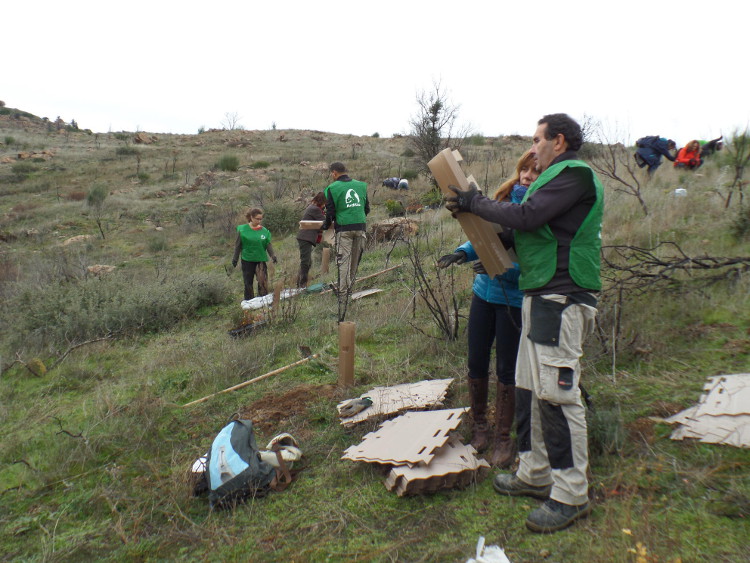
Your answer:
[427,148,514,277]
[666,373,750,448]
[350,288,383,301]
[341,408,467,466]
[337,378,453,426]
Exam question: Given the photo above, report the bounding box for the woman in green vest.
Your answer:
[232,208,278,300]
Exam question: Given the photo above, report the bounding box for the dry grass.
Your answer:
[1,118,749,561]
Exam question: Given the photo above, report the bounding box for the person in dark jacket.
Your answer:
[634,136,676,175]
[296,192,326,288]
[447,113,603,534]
[700,136,723,159]
[438,150,538,468]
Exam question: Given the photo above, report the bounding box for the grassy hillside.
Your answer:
[1,110,748,562]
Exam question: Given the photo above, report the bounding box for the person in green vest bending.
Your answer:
[232,208,277,300]
[321,162,369,298]
[446,113,603,534]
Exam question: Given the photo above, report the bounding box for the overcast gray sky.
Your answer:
[4,0,747,146]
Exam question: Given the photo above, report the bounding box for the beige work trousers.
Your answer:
[515,293,597,506]
[335,230,366,295]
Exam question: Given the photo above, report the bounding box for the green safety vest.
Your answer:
[237,224,271,262]
[325,180,368,226]
[515,160,604,291]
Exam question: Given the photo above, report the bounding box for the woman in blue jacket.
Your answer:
[438,151,538,467]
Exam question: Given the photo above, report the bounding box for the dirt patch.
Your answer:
[626,417,657,444]
[650,400,683,417]
[238,383,339,434]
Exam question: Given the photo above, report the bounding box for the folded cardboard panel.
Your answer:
[341,408,467,465]
[427,148,514,278]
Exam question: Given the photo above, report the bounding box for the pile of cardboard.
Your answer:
[342,407,489,496]
[667,373,750,448]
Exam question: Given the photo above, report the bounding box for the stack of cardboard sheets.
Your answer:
[342,407,489,496]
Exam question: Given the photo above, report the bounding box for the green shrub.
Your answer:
[11,162,36,177]
[4,136,15,145]
[384,199,405,217]
[87,185,107,207]
[262,201,300,235]
[116,146,139,156]
[217,154,240,171]
[401,148,415,158]
[730,207,750,240]
[468,134,485,146]
[113,133,130,142]
[0,108,10,116]
[372,132,380,138]
[420,187,443,209]
[401,169,419,180]
[250,160,271,169]
[148,234,168,252]
[7,274,230,348]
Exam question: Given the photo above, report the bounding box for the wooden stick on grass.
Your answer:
[182,353,320,407]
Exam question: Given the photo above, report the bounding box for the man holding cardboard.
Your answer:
[446,113,604,534]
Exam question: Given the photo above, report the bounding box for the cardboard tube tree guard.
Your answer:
[338,321,355,387]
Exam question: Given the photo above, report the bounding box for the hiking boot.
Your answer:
[525,499,592,533]
[489,382,515,468]
[493,474,551,500]
[467,377,490,452]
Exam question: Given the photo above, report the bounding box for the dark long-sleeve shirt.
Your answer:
[468,151,597,295]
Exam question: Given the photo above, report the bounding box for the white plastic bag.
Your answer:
[466,536,511,563]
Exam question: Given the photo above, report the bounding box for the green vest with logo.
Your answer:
[237,224,271,262]
[516,160,603,291]
[325,180,368,226]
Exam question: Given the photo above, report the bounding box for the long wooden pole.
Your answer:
[182,354,320,407]
[321,264,402,294]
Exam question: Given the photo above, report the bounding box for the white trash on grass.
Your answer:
[466,536,511,563]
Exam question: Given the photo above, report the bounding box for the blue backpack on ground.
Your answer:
[204,417,278,509]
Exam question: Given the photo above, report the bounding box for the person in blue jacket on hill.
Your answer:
[634,135,676,175]
[437,150,538,468]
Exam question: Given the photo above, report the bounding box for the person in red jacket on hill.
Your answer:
[674,140,702,170]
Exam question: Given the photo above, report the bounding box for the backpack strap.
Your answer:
[268,444,293,492]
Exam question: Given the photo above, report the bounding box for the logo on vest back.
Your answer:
[345,189,361,208]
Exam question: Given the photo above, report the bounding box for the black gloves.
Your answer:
[472,261,488,275]
[445,182,481,214]
[272,256,278,264]
[437,251,467,269]
[232,259,238,268]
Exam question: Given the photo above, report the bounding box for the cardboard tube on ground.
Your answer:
[338,321,355,387]
[321,247,330,275]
